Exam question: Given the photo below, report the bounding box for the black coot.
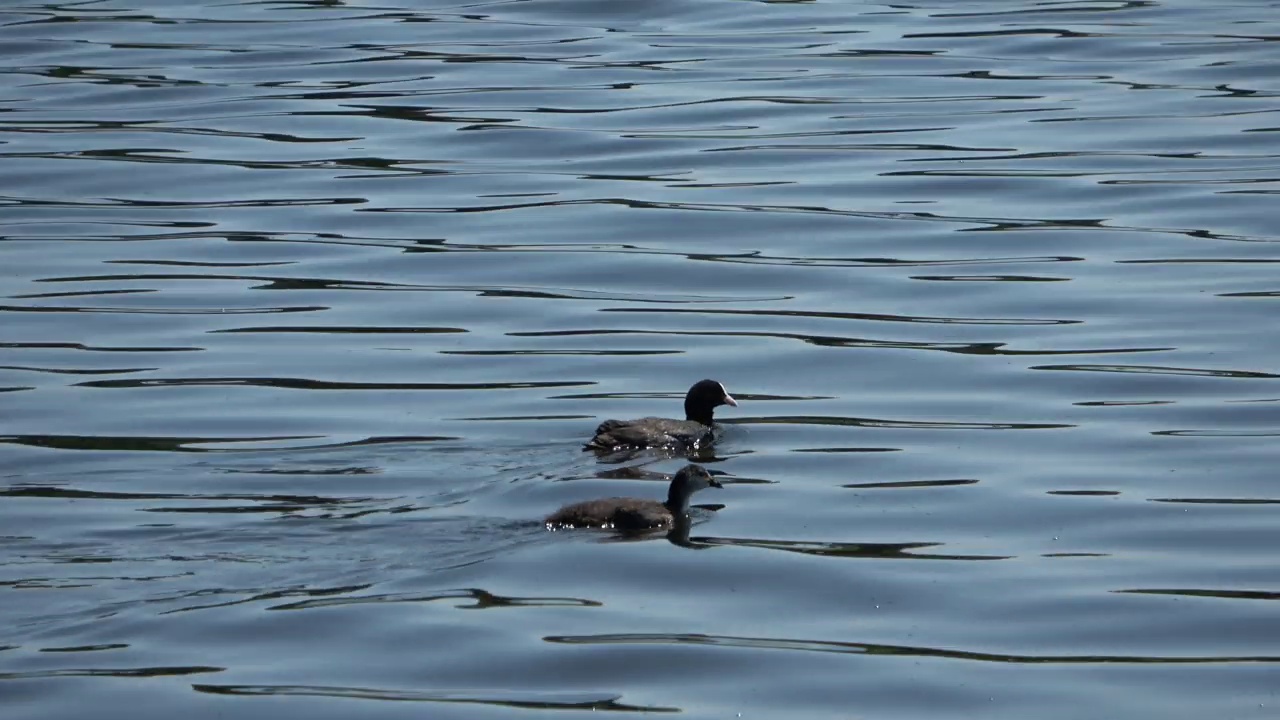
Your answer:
[586,379,737,451]
[545,464,722,531]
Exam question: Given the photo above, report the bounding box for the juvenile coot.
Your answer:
[586,379,737,451]
[545,464,722,531]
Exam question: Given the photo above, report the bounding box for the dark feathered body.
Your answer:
[545,464,722,531]
[586,379,737,451]
[587,417,713,451]
[545,497,675,531]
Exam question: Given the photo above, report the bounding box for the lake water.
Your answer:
[2,0,1278,717]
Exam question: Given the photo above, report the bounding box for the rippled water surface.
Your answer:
[3,0,1279,717]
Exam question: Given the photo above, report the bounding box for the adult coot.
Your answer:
[545,464,722,531]
[586,379,737,451]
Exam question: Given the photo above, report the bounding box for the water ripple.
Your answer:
[74,378,593,391]
[192,684,677,713]
[3,0,1278,717]
[544,633,1280,664]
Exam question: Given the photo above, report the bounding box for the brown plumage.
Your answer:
[586,379,737,451]
[545,464,723,531]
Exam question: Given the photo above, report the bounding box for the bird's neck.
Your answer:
[665,488,691,515]
[685,404,714,426]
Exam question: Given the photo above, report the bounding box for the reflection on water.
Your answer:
[193,683,680,713]
[690,536,1011,561]
[544,633,1280,664]
[3,0,1280,718]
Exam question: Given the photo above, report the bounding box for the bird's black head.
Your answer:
[684,379,737,426]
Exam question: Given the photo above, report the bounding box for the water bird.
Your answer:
[586,379,737,451]
[545,464,723,531]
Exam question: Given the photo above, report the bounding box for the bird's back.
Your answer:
[545,496,672,530]
[587,416,710,450]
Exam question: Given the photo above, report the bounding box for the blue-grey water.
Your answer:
[2,1,1278,717]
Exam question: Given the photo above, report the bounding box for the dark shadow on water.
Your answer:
[543,633,1280,664]
[1,486,401,520]
[38,644,130,654]
[455,414,595,422]
[1149,497,1280,505]
[797,447,903,454]
[843,478,978,489]
[1115,588,1279,602]
[727,416,1070,431]
[0,341,201,353]
[0,303,326,316]
[585,465,764,486]
[1032,364,1280,379]
[443,349,682,357]
[154,583,376,616]
[1152,429,1280,438]
[0,666,224,680]
[192,683,678,712]
[689,536,1010,561]
[909,274,1068,282]
[212,325,467,335]
[267,587,603,612]
[599,305,1075,326]
[74,378,593,391]
[684,252,1085,273]
[0,434,458,453]
[544,515,996,556]
[0,364,155,376]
